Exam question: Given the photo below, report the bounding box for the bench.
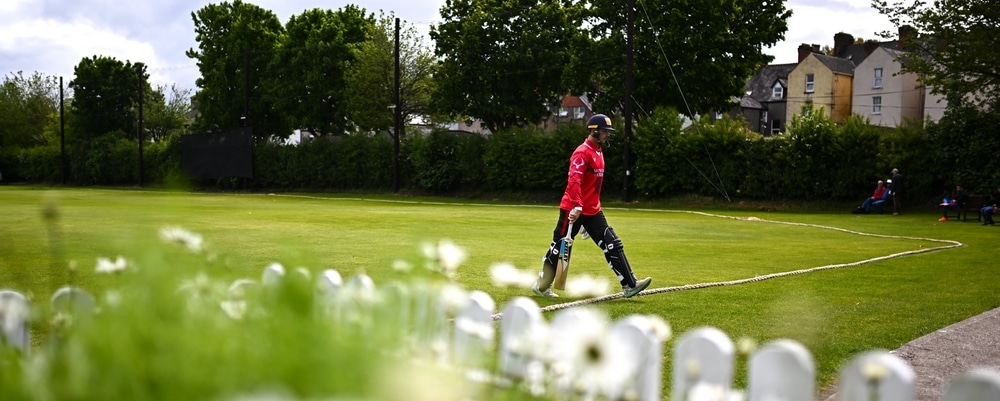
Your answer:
[945,194,983,221]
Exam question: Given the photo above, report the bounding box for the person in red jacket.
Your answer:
[854,180,886,214]
[532,113,652,298]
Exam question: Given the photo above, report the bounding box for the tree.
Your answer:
[267,6,374,136]
[565,0,791,117]
[187,0,288,141]
[69,56,145,141]
[873,0,1000,112]
[431,0,584,133]
[0,71,60,149]
[345,12,437,135]
[144,84,193,142]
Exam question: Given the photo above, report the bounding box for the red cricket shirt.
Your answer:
[559,138,604,216]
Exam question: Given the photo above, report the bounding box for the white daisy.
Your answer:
[95,255,127,274]
[565,274,612,297]
[436,239,467,277]
[489,262,536,288]
[158,226,204,253]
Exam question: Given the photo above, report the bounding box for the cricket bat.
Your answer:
[552,221,574,290]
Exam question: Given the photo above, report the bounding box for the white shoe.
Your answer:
[532,281,559,298]
[623,277,652,298]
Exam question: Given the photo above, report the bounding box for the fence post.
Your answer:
[50,286,96,317]
[610,315,663,401]
[942,368,1000,401]
[498,296,544,380]
[748,339,815,401]
[0,290,30,355]
[453,290,495,368]
[671,326,735,401]
[836,351,915,401]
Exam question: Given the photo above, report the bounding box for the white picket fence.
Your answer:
[2,267,999,401]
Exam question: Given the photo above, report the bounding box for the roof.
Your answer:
[743,63,797,101]
[835,40,899,66]
[814,53,856,75]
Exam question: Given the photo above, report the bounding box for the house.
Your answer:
[851,46,926,127]
[786,52,856,124]
[543,94,592,132]
[733,63,796,135]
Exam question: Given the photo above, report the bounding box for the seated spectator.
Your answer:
[981,185,999,226]
[872,180,893,214]
[854,180,886,214]
[939,185,970,221]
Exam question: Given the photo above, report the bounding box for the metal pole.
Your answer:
[623,0,635,202]
[393,17,402,193]
[60,76,66,184]
[137,64,145,187]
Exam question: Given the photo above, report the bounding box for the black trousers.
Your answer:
[541,209,637,288]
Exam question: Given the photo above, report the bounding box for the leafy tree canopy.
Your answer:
[345,12,437,136]
[566,0,791,118]
[0,71,60,149]
[187,0,287,140]
[268,6,375,136]
[431,0,585,133]
[69,56,145,142]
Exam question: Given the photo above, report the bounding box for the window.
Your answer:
[805,74,815,93]
[772,83,783,99]
[873,68,883,88]
[872,96,882,114]
[771,119,782,134]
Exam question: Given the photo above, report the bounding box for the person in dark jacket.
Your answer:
[891,168,904,215]
[981,185,1000,226]
[939,185,970,221]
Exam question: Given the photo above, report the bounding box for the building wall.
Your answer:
[852,48,923,127]
[787,56,838,123]
[831,73,854,123]
[923,88,947,123]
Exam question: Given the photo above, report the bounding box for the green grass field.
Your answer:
[2,186,997,398]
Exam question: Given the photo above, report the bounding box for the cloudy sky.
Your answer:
[0,0,897,92]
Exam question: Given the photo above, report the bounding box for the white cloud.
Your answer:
[0,16,162,82]
[766,0,898,64]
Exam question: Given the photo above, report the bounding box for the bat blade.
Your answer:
[552,222,574,291]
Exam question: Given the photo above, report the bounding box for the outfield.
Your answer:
[1,186,997,394]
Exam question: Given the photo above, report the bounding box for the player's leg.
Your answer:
[534,209,572,295]
[584,212,651,297]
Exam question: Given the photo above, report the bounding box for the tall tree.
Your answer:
[187,0,287,141]
[345,12,437,135]
[0,71,60,149]
[565,0,791,117]
[431,0,584,133]
[873,0,1000,112]
[144,84,193,142]
[267,6,374,136]
[69,56,145,141]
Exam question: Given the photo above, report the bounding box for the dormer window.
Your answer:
[772,83,784,99]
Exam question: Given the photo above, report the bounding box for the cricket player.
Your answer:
[532,113,652,298]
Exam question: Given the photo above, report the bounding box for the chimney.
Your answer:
[797,43,813,62]
[898,25,917,50]
[863,40,879,60]
[834,32,854,57]
[811,44,821,54]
